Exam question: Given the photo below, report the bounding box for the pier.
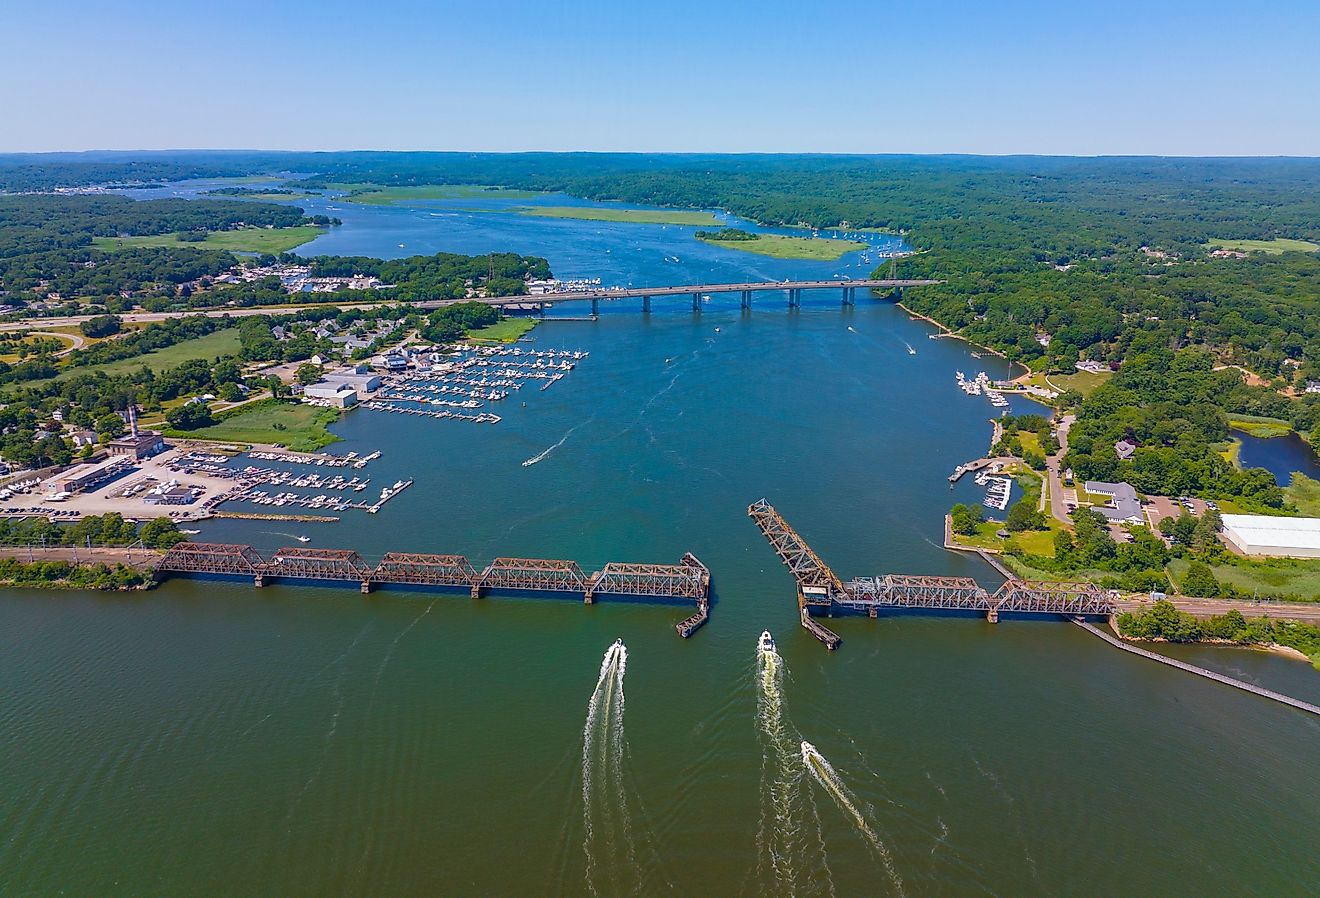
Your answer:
[1073,619,1320,717]
[155,542,710,633]
[747,498,1113,648]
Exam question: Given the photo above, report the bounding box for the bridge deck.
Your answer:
[470,278,939,308]
[156,542,710,632]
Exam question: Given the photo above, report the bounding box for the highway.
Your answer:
[0,278,938,333]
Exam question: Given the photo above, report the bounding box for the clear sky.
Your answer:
[5,0,1318,155]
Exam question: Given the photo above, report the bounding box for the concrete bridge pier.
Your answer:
[470,584,482,599]
[591,297,599,316]
[842,287,855,306]
[691,292,702,313]
[537,303,546,318]
[360,580,372,594]
[642,295,651,314]
[987,607,999,623]
[254,574,264,588]
[583,587,594,605]
[788,288,801,309]
[740,290,752,310]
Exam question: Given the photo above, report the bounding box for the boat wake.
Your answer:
[802,741,906,896]
[523,415,596,467]
[581,639,639,896]
[755,633,834,898]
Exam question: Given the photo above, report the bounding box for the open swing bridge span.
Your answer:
[155,543,710,637]
[747,499,1113,649]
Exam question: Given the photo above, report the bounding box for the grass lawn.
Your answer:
[1017,431,1043,456]
[1286,473,1320,516]
[520,206,721,226]
[466,318,536,343]
[1209,237,1319,255]
[176,401,341,452]
[1020,369,1111,397]
[330,184,542,204]
[1168,557,1320,600]
[696,232,866,261]
[91,225,326,255]
[51,329,243,382]
[0,332,76,362]
[1228,413,1293,438]
[1218,438,1242,467]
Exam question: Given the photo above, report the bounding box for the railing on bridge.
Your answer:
[155,542,711,633]
[748,499,1115,649]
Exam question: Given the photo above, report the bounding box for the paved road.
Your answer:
[0,279,940,333]
[1045,413,1075,524]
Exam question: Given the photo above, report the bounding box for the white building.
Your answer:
[303,383,359,408]
[1220,514,1320,559]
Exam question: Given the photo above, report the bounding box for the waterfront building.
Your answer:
[303,382,360,408]
[1084,480,1144,524]
[107,431,165,461]
[1220,514,1320,559]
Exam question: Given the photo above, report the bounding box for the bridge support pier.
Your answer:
[360,580,372,594]
[788,288,801,309]
[583,588,594,605]
[538,303,546,318]
[642,295,651,314]
[987,607,999,624]
[740,290,752,310]
[591,297,599,317]
[692,292,701,313]
[253,574,264,588]
[842,287,855,306]
[471,584,482,599]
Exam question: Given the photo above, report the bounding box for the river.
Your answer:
[3,184,1319,896]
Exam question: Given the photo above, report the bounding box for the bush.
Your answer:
[80,314,122,339]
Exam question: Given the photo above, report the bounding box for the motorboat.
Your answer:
[758,630,776,654]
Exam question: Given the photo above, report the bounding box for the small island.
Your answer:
[694,227,867,261]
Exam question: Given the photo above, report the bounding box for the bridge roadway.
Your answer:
[0,279,939,333]
[155,543,711,637]
[747,499,1113,650]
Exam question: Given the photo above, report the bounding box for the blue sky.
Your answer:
[5,0,1318,154]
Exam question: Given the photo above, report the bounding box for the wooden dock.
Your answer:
[1073,619,1320,717]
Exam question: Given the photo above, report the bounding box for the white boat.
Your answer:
[758,630,776,654]
[801,740,824,767]
[296,535,310,543]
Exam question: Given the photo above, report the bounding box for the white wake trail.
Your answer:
[523,415,596,467]
[581,640,637,896]
[803,743,906,897]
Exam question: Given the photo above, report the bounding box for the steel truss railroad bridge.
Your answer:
[747,499,1114,650]
[155,543,711,637]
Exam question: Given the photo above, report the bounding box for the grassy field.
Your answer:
[52,329,243,382]
[1286,473,1320,516]
[1168,557,1320,599]
[466,318,536,343]
[521,206,721,226]
[1228,413,1294,438]
[1020,368,1111,397]
[329,184,542,205]
[177,401,341,452]
[1210,237,1320,255]
[696,232,866,260]
[92,225,326,254]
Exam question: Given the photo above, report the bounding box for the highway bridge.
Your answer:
[0,278,938,332]
[471,278,941,314]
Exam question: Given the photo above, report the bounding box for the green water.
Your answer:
[4,306,1320,896]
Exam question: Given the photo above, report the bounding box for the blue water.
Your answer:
[1234,430,1320,486]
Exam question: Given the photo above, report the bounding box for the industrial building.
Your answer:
[1220,514,1320,559]
[46,457,133,497]
[107,431,165,461]
[303,382,359,408]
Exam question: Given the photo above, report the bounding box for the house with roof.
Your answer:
[1114,439,1137,460]
[1085,481,1144,524]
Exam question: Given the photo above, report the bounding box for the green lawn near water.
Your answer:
[1228,413,1294,438]
[175,401,341,452]
[465,319,536,343]
[520,206,721,226]
[697,232,866,260]
[92,225,326,254]
[1210,237,1319,255]
[1286,473,1320,516]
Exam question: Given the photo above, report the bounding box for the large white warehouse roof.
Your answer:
[1220,514,1320,558]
